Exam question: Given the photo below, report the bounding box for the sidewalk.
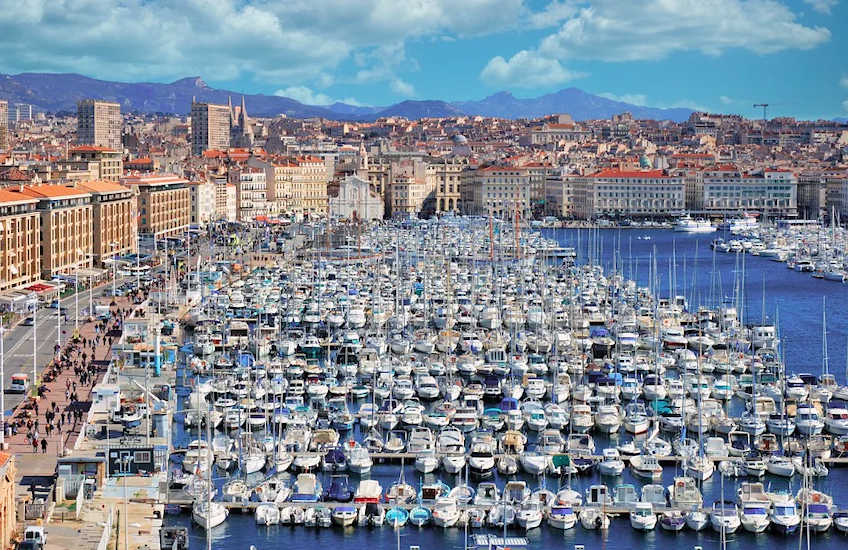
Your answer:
[8,295,135,482]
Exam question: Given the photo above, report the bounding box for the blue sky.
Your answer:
[0,0,845,119]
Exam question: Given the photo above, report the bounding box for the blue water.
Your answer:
[164,228,848,550]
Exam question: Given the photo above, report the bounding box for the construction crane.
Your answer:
[753,103,769,121]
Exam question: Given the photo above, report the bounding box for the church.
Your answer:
[329,175,384,221]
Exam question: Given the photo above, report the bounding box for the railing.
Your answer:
[63,474,86,499]
[24,502,48,521]
[75,476,86,520]
[96,506,114,550]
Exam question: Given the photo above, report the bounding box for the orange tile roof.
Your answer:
[592,169,671,179]
[0,188,39,205]
[76,180,131,194]
[0,167,33,182]
[19,184,91,199]
[70,145,119,153]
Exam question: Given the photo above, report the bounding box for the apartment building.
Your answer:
[121,174,190,238]
[77,180,135,265]
[187,181,216,226]
[0,454,16,550]
[18,184,93,279]
[701,168,797,216]
[191,102,231,156]
[389,174,428,219]
[69,146,124,181]
[0,188,40,292]
[292,156,329,215]
[77,99,122,151]
[461,166,531,219]
[0,100,7,151]
[226,184,237,221]
[230,167,268,221]
[248,157,294,215]
[568,169,685,219]
[544,174,577,218]
[426,159,463,213]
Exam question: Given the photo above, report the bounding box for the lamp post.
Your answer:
[56,283,61,354]
[29,293,37,391]
[74,252,80,332]
[110,241,119,298]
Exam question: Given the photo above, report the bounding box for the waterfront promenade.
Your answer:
[7,295,133,486]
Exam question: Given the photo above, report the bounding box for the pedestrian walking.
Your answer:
[41,438,47,453]
[31,437,38,452]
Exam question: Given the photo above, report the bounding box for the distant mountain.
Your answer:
[0,72,338,118]
[0,72,694,122]
[452,88,693,122]
[371,100,466,119]
[834,117,848,123]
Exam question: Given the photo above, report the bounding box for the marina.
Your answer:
[124,216,848,550]
[15,215,848,550]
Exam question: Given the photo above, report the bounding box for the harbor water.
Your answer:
[164,226,848,550]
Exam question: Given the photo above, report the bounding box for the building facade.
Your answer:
[544,175,577,218]
[121,174,190,237]
[0,100,7,151]
[426,160,463,213]
[329,175,384,220]
[77,181,135,266]
[187,181,216,226]
[18,184,93,279]
[389,174,428,218]
[701,168,797,216]
[461,166,531,219]
[77,99,122,150]
[0,188,40,292]
[230,167,268,221]
[69,146,124,181]
[569,169,685,219]
[292,156,329,215]
[191,102,231,156]
[0,454,16,550]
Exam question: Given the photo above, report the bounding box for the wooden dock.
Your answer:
[168,449,848,465]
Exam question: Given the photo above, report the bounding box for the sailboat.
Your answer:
[192,403,229,530]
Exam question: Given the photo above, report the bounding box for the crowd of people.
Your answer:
[9,295,145,454]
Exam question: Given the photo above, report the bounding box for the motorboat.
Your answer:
[629,454,663,481]
[630,502,657,531]
[709,500,740,534]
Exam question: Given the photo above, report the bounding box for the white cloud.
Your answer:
[843,99,848,112]
[536,0,830,62]
[0,0,525,93]
[599,92,648,106]
[841,75,848,88]
[274,86,362,106]
[390,79,416,97]
[526,1,578,29]
[720,95,734,104]
[275,86,334,105]
[803,0,838,13]
[481,50,585,87]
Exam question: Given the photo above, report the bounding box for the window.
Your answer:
[134,450,151,463]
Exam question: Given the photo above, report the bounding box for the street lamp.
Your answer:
[110,241,119,298]
[29,293,37,392]
[74,251,80,332]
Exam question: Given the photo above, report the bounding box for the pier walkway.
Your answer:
[7,296,133,486]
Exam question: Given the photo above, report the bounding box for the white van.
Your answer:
[10,374,29,393]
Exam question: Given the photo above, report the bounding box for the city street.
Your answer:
[2,282,114,415]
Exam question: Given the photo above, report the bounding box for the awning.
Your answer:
[24,283,56,293]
